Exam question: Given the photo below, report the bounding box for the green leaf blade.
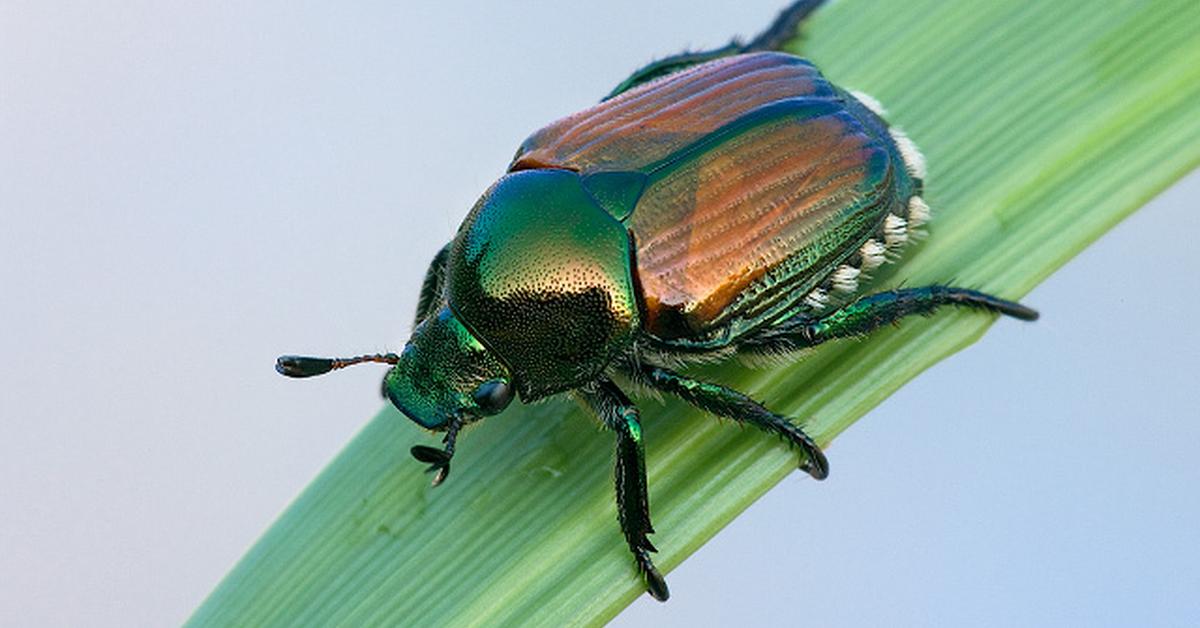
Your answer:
[190,1,1200,625]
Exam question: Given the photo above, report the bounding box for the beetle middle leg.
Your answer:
[742,286,1039,355]
[626,363,830,481]
[579,378,670,602]
[603,0,828,99]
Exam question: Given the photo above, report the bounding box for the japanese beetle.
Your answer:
[277,0,1037,602]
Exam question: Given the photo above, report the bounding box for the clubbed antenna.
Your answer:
[275,353,400,378]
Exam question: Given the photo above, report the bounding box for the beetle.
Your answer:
[276,0,1037,601]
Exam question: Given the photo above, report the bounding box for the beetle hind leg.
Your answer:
[627,363,829,480]
[744,285,1039,356]
[604,0,828,100]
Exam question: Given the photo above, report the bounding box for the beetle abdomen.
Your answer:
[513,52,927,348]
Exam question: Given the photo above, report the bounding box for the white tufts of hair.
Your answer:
[889,128,927,180]
[859,238,886,270]
[849,90,888,117]
[830,264,862,293]
[884,213,909,248]
[804,287,829,310]
[908,195,931,229]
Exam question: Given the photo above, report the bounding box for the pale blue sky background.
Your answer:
[2,2,1197,626]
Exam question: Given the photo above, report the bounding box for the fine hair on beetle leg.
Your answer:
[736,342,818,369]
[635,342,736,371]
[608,353,668,405]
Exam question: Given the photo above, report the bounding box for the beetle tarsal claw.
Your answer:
[635,549,669,602]
[410,445,453,486]
[800,444,830,481]
[430,465,450,487]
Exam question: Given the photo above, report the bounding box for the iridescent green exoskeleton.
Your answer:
[276,0,1038,602]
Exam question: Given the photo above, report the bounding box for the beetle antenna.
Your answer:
[275,352,400,378]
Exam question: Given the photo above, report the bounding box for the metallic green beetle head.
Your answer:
[274,304,513,487]
[274,308,512,433]
[381,306,513,430]
[274,168,640,485]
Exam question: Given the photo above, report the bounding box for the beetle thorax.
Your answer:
[445,170,640,400]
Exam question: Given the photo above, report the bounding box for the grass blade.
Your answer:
[191,1,1200,625]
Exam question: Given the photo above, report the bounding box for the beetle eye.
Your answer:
[472,379,513,416]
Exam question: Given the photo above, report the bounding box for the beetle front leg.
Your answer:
[742,286,1038,355]
[580,379,669,602]
[409,415,461,487]
[628,364,829,480]
[412,243,451,329]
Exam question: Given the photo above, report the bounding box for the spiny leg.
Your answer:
[579,379,669,602]
[743,286,1039,354]
[742,0,827,52]
[626,363,829,480]
[603,0,828,99]
[409,415,461,488]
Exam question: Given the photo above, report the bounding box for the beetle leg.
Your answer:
[380,243,452,400]
[627,364,829,481]
[410,415,461,487]
[743,286,1039,355]
[412,243,451,329]
[742,0,828,52]
[579,379,669,602]
[603,0,827,100]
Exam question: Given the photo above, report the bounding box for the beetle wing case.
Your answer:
[512,52,920,349]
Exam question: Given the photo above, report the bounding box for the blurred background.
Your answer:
[2,1,1197,626]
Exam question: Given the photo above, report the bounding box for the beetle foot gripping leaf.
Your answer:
[639,552,669,602]
[794,431,829,480]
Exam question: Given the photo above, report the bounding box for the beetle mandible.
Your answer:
[277,0,1038,602]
